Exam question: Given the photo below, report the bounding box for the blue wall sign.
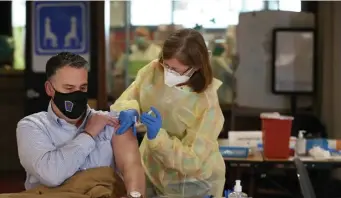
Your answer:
[34,2,89,55]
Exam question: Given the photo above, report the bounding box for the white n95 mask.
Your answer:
[164,69,190,87]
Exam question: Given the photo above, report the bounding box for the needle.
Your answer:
[134,116,138,126]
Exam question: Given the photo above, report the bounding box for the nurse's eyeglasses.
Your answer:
[160,62,195,77]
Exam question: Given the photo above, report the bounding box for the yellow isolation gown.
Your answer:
[110,60,226,197]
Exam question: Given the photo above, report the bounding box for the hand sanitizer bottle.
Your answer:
[228,180,248,198]
[295,130,306,156]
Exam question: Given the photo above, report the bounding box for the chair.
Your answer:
[294,158,316,198]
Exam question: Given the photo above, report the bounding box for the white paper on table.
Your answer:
[228,131,262,147]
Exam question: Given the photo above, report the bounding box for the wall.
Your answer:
[0,73,25,171]
[318,1,341,138]
[110,1,125,27]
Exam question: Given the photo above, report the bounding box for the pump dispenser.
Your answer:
[295,130,306,156]
[228,180,248,198]
[234,180,242,192]
[298,130,305,139]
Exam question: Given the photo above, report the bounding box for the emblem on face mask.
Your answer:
[64,101,74,112]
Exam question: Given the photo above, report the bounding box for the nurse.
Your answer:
[111,28,226,197]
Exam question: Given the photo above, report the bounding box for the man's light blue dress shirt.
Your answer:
[16,103,116,190]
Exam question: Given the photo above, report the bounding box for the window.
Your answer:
[173,0,266,28]
[130,0,172,26]
[268,0,301,12]
[12,0,26,70]
[241,0,264,12]
[173,0,239,28]
[129,0,301,28]
[279,0,301,12]
[268,1,280,10]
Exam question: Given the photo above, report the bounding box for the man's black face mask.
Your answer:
[52,87,88,119]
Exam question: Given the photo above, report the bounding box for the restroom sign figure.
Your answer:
[34,2,89,55]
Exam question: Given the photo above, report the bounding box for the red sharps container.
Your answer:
[261,113,294,159]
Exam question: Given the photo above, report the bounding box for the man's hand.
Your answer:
[113,121,120,129]
[85,113,118,137]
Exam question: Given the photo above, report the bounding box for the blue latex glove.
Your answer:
[140,107,162,140]
[116,109,139,135]
[225,189,231,198]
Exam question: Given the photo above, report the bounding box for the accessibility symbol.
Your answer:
[34,2,89,55]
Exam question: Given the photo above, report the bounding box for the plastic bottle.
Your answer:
[228,180,248,198]
[295,130,306,156]
[328,139,341,150]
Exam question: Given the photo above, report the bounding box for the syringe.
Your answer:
[134,116,138,126]
[135,110,152,125]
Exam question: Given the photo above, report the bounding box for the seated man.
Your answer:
[16,52,145,198]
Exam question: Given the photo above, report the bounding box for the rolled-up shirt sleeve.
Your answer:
[16,118,96,187]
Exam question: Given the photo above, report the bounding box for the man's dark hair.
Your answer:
[45,52,89,79]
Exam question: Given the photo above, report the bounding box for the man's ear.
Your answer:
[45,81,54,97]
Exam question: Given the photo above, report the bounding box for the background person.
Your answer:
[210,41,234,104]
[130,27,161,61]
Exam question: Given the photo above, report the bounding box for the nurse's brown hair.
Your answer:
[159,28,213,93]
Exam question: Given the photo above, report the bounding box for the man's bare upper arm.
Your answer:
[112,128,141,171]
